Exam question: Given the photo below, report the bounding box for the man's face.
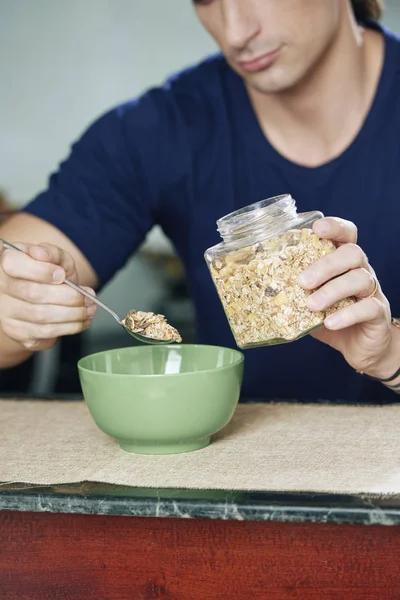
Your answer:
[194,0,345,94]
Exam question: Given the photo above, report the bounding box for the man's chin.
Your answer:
[226,58,300,95]
[245,70,303,95]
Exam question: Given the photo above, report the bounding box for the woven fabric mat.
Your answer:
[0,400,400,495]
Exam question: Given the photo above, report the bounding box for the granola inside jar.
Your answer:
[204,194,355,349]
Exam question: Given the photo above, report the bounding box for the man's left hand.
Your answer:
[299,217,398,379]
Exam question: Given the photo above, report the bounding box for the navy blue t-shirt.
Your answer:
[24,24,400,403]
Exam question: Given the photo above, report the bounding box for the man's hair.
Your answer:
[350,0,383,21]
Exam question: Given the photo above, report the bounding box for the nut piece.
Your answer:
[123,309,182,343]
[208,228,355,348]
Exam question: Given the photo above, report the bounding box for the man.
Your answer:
[0,0,399,402]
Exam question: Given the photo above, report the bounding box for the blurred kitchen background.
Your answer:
[0,0,399,395]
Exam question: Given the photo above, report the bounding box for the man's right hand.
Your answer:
[0,242,97,352]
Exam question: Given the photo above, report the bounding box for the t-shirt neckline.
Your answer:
[229,22,397,179]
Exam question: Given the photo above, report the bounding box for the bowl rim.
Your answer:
[77,343,244,378]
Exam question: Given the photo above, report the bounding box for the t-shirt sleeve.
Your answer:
[22,89,185,286]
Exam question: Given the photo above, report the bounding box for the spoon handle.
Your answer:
[62,279,122,323]
[0,238,122,324]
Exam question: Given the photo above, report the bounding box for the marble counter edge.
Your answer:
[0,485,400,526]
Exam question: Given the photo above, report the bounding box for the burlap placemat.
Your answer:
[0,400,399,495]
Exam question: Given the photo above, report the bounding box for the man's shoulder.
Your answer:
[102,53,233,146]
[164,53,229,92]
[383,25,400,48]
[116,54,231,121]
[378,24,400,67]
[70,53,233,173]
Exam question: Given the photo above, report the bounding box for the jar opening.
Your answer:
[217,194,297,245]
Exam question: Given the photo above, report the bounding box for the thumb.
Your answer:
[28,243,77,281]
[27,245,53,263]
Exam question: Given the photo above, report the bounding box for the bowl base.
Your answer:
[118,437,211,455]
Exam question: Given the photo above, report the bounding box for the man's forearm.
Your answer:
[0,329,33,369]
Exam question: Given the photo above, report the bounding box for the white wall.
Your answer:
[0,0,216,204]
[383,1,400,28]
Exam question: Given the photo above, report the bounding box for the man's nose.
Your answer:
[222,0,261,50]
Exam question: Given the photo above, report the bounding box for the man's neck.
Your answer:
[247,21,384,167]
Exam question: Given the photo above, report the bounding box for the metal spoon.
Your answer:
[0,238,176,345]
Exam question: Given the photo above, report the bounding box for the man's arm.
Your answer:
[301,217,400,395]
[0,212,98,368]
[0,90,187,369]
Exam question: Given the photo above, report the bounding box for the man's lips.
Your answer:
[237,48,281,73]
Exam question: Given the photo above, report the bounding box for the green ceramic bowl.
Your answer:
[78,344,244,455]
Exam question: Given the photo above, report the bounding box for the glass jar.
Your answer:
[204,194,354,349]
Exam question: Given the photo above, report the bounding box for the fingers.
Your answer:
[30,243,77,279]
[323,297,390,330]
[1,243,78,284]
[0,287,97,349]
[6,278,97,308]
[313,217,358,245]
[1,317,94,349]
[299,243,368,289]
[3,296,96,325]
[2,247,65,284]
[306,268,377,311]
[299,221,385,325]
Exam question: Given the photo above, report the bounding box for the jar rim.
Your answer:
[217,194,295,239]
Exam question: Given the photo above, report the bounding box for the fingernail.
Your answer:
[299,271,316,287]
[53,268,65,283]
[36,245,50,258]
[87,305,97,316]
[307,293,323,310]
[325,313,342,329]
[23,340,40,350]
[315,221,330,236]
